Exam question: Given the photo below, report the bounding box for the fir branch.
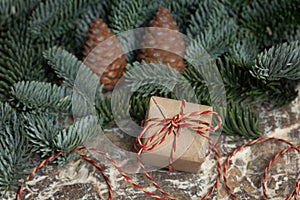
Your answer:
[164,0,199,33]
[224,0,251,12]
[0,102,30,191]
[95,93,115,125]
[29,0,103,42]
[222,103,261,138]
[10,81,72,113]
[96,91,150,126]
[44,46,90,87]
[124,61,190,98]
[187,0,211,37]
[24,112,100,164]
[181,64,214,105]
[23,112,63,157]
[250,41,300,80]
[218,58,298,107]
[0,0,38,28]
[43,47,102,118]
[240,0,300,47]
[109,0,154,34]
[226,30,259,68]
[54,116,100,156]
[187,0,227,38]
[285,27,300,42]
[0,19,50,101]
[187,17,238,58]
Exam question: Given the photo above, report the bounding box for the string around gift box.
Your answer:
[135,99,223,199]
[17,99,299,200]
[136,100,221,171]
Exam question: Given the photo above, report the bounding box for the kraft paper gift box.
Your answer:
[140,96,212,173]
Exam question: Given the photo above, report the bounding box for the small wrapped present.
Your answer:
[138,96,214,173]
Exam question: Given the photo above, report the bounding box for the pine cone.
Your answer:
[138,7,185,72]
[83,19,127,91]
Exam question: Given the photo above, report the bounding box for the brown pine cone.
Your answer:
[83,19,127,91]
[138,7,185,72]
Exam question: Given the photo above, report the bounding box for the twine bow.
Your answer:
[136,99,222,172]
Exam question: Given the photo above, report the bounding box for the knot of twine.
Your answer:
[136,99,222,172]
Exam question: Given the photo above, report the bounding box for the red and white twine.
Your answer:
[17,100,299,199]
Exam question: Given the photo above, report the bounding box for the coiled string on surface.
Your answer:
[17,104,299,199]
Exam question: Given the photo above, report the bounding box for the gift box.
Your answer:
[139,96,212,173]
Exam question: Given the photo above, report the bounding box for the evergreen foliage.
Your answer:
[226,31,259,68]
[30,0,98,42]
[250,41,300,80]
[0,0,299,192]
[222,103,261,138]
[239,0,300,47]
[0,0,38,28]
[217,58,298,107]
[187,0,227,37]
[109,0,150,34]
[0,102,30,191]
[10,81,72,113]
[43,46,88,87]
[182,64,220,105]
[96,91,150,126]
[187,0,238,57]
[24,113,100,164]
[0,19,50,101]
[123,61,189,97]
